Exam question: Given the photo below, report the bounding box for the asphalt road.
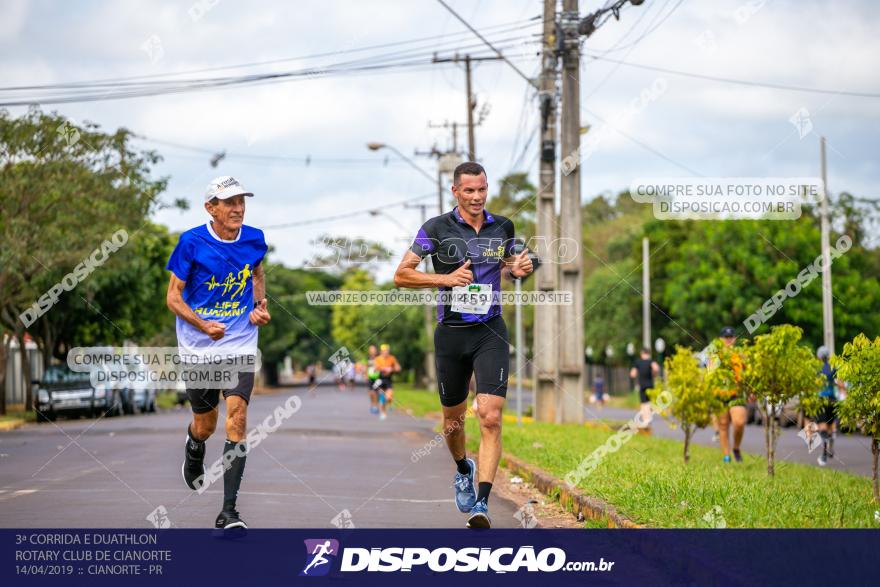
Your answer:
[0,384,523,529]
[512,389,875,476]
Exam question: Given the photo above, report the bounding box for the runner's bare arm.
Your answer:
[394,250,471,288]
[252,263,266,302]
[249,264,270,326]
[166,273,226,340]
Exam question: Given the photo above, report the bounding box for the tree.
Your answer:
[25,222,178,363]
[330,270,425,381]
[657,345,725,463]
[648,216,880,350]
[1,108,167,412]
[487,172,536,240]
[304,234,392,276]
[257,263,340,384]
[583,259,641,360]
[832,334,880,502]
[742,324,822,476]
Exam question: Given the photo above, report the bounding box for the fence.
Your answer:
[4,338,44,410]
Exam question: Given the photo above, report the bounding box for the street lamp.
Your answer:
[366,142,436,185]
[367,142,437,389]
[368,141,445,214]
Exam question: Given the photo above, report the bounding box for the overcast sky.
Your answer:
[3,0,878,278]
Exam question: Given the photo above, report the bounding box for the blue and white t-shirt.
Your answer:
[166,222,268,361]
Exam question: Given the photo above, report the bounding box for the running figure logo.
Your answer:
[300,539,339,577]
[203,263,251,299]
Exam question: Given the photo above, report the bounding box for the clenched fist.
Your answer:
[444,259,473,287]
[201,320,226,340]
[249,298,271,326]
[507,248,534,278]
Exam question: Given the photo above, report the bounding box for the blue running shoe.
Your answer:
[466,498,491,529]
[453,458,477,513]
[723,454,731,463]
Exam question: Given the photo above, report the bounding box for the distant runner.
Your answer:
[630,347,659,431]
[167,175,269,531]
[712,326,746,463]
[393,161,534,528]
[373,343,401,421]
[366,345,380,414]
[815,346,842,466]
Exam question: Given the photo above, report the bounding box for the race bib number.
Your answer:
[451,283,492,315]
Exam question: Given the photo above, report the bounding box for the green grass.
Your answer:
[395,384,442,417]
[156,391,179,410]
[605,391,641,410]
[0,410,36,425]
[394,386,878,528]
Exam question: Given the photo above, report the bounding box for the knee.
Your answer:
[478,406,502,433]
[192,416,217,439]
[226,407,247,436]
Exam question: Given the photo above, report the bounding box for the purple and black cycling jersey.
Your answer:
[409,206,515,326]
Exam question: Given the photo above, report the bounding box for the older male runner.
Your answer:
[394,161,533,528]
[166,175,270,531]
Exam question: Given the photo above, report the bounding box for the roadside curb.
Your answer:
[502,453,643,529]
[0,419,27,432]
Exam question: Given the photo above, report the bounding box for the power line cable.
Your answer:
[434,0,538,88]
[583,53,880,98]
[0,18,539,92]
[262,192,437,230]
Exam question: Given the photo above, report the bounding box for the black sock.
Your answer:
[477,482,492,503]
[222,440,248,511]
[187,425,205,454]
[455,457,471,475]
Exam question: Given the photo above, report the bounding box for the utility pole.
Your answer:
[418,123,464,214]
[431,54,501,161]
[534,0,560,423]
[819,136,835,355]
[556,0,584,424]
[406,202,438,388]
[465,54,475,161]
[642,237,651,350]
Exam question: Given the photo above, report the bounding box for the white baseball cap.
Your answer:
[205,176,254,202]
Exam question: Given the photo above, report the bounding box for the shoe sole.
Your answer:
[466,513,491,529]
[455,458,477,513]
[212,523,248,539]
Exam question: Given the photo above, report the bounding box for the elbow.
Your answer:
[393,270,404,288]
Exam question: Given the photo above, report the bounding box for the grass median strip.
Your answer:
[395,385,877,528]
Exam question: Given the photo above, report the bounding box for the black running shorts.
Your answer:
[816,398,836,424]
[434,316,509,407]
[186,370,255,414]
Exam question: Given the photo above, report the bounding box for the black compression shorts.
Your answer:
[434,316,509,407]
[187,371,255,414]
